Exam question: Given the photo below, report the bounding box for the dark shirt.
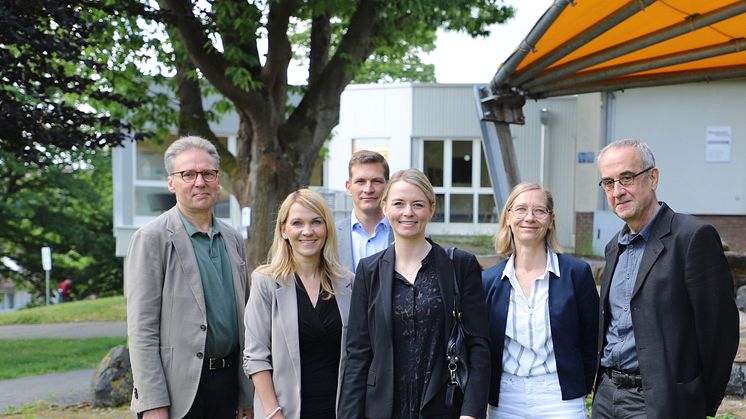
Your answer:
[601,205,663,371]
[296,275,342,419]
[392,248,445,419]
[178,210,238,359]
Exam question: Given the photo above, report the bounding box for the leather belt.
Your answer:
[601,367,642,388]
[204,352,236,371]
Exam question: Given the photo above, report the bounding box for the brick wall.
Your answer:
[695,215,746,253]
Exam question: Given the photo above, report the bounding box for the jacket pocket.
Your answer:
[675,374,706,416]
[367,370,376,386]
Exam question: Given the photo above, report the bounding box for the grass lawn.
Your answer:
[0,337,127,380]
[431,235,495,256]
[0,296,126,325]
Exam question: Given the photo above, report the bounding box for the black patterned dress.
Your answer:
[391,248,445,419]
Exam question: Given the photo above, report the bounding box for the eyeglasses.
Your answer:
[508,206,552,220]
[170,169,219,183]
[598,166,653,192]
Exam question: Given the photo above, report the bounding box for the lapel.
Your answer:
[336,220,353,271]
[434,245,455,335]
[600,240,621,305]
[275,274,301,385]
[632,204,671,298]
[379,246,396,346]
[332,274,353,326]
[166,207,207,317]
[220,222,247,326]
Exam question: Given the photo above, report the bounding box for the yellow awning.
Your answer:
[491,0,746,98]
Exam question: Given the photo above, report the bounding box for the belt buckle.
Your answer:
[208,358,225,370]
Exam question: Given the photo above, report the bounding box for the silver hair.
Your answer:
[163,136,220,174]
[598,139,656,172]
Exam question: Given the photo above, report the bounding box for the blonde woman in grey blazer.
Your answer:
[244,189,354,419]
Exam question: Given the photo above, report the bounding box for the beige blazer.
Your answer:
[125,206,252,418]
[243,270,353,419]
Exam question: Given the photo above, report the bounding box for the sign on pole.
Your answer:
[41,247,52,305]
[41,247,52,271]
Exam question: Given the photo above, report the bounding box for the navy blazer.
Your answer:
[482,253,599,406]
[339,242,491,419]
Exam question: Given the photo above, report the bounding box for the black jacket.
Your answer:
[338,241,490,419]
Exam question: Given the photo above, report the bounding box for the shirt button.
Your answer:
[197,352,204,359]
[200,324,207,331]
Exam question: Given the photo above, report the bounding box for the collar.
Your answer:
[617,202,663,246]
[501,248,560,281]
[178,208,219,237]
[350,211,390,231]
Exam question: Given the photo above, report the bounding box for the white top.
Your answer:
[501,249,560,377]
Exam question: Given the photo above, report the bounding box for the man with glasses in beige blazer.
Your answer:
[125,136,252,419]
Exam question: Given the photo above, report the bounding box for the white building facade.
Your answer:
[112,81,746,256]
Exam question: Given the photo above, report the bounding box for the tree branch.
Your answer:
[285,0,379,151]
[173,46,238,184]
[309,13,330,87]
[262,0,299,114]
[158,0,261,114]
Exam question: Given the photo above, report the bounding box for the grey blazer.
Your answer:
[335,216,394,272]
[125,206,252,418]
[243,270,354,419]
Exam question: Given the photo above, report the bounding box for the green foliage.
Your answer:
[0,337,126,379]
[0,148,124,300]
[0,0,162,162]
[0,296,126,325]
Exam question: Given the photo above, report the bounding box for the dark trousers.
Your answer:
[137,361,239,419]
[592,372,646,419]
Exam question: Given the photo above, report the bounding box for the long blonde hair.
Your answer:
[255,189,346,297]
[494,182,560,256]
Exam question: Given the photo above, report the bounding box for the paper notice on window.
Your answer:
[705,126,731,162]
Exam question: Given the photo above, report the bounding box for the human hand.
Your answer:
[237,406,254,419]
[142,406,169,419]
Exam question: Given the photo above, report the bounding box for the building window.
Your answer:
[134,136,232,218]
[424,141,444,187]
[415,138,497,231]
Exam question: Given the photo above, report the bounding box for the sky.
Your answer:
[423,0,554,84]
[285,0,554,85]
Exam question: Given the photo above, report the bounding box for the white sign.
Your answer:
[41,246,52,271]
[241,207,252,228]
[706,126,731,162]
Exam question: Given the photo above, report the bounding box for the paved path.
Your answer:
[0,369,96,411]
[0,321,127,340]
[0,321,127,412]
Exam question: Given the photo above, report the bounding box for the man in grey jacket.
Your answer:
[125,136,252,419]
[336,150,393,272]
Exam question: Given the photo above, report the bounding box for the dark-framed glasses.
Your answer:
[508,206,552,220]
[598,166,653,192]
[170,169,219,183]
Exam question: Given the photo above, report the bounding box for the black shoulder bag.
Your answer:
[445,247,469,413]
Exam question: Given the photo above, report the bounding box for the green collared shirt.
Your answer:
[178,210,238,358]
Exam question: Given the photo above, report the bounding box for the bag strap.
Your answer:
[446,247,462,321]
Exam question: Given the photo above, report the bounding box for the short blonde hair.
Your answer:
[494,182,560,256]
[255,189,345,297]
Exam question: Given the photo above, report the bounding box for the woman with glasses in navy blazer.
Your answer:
[482,183,599,419]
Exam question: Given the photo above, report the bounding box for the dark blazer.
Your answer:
[482,253,599,406]
[335,216,394,272]
[338,242,490,419]
[595,202,739,418]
